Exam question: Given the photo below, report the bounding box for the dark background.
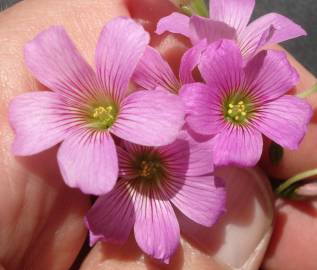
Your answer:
[0,0,316,74]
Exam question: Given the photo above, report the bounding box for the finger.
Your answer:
[0,0,129,268]
[259,56,317,269]
[263,199,317,270]
[80,166,274,270]
[127,0,191,72]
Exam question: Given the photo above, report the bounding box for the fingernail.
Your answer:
[212,166,274,270]
[234,228,273,270]
[179,166,275,269]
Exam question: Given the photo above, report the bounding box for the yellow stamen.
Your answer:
[139,160,160,177]
[93,106,114,124]
[225,99,249,123]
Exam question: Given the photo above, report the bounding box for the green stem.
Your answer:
[180,0,209,17]
[276,168,317,197]
[296,83,317,98]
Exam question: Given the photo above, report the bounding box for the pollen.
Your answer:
[91,105,117,129]
[225,100,250,124]
[139,160,161,178]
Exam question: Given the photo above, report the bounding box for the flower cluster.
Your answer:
[9,0,312,264]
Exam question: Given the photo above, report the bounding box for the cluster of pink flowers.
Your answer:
[9,0,312,263]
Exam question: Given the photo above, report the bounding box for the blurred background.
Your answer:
[0,0,316,74]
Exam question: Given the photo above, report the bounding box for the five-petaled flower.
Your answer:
[180,40,312,166]
[9,17,185,195]
[85,132,226,263]
[156,0,306,58]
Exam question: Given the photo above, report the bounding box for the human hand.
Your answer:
[0,1,316,269]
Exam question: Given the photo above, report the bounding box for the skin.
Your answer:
[0,0,316,269]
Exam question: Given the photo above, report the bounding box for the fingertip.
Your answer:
[126,0,177,34]
[263,199,317,270]
[127,0,191,74]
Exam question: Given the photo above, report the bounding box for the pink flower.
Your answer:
[9,18,185,195]
[133,40,207,93]
[156,0,306,58]
[180,40,312,167]
[85,132,226,263]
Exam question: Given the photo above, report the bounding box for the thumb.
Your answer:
[80,166,274,270]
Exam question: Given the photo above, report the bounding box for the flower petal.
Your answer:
[112,89,185,146]
[210,0,255,34]
[179,40,207,85]
[169,175,226,227]
[85,180,135,245]
[198,40,244,93]
[244,50,299,102]
[9,92,68,155]
[255,95,312,150]
[95,17,150,102]
[156,12,191,39]
[57,131,118,195]
[132,46,180,93]
[190,16,236,45]
[24,27,98,103]
[159,130,214,176]
[180,83,224,135]
[117,145,140,179]
[134,193,180,263]
[239,13,307,57]
[158,134,226,226]
[212,126,263,167]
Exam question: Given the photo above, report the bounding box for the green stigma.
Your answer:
[224,96,253,125]
[89,104,117,130]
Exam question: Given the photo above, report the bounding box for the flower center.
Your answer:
[89,105,117,130]
[224,96,254,125]
[138,160,161,178]
[227,101,247,122]
[93,106,114,124]
[132,152,165,186]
